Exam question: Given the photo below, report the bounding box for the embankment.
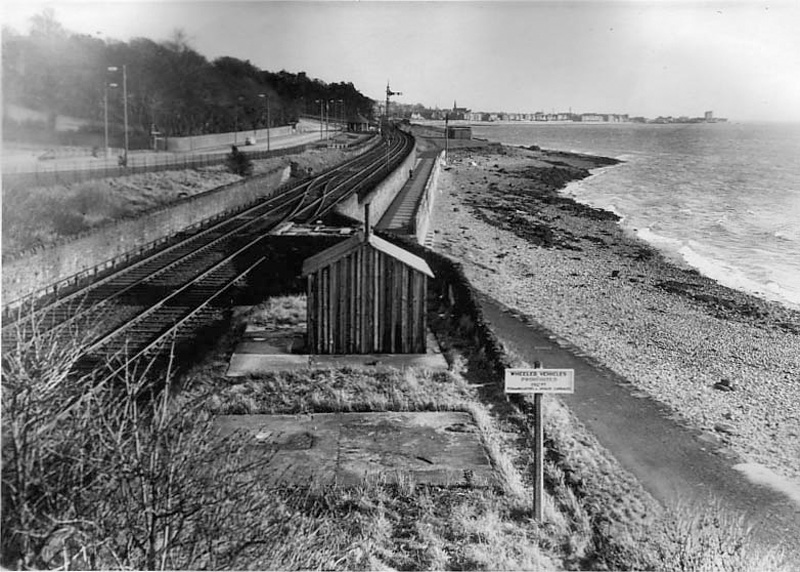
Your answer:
[2,166,291,306]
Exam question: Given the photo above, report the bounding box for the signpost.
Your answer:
[505,366,575,520]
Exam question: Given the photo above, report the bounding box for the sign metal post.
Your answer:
[504,365,575,520]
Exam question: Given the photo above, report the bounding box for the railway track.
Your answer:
[2,127,414,385]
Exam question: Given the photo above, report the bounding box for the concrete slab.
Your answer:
[214,411,494,487]
[226,328,450,376]
[227,354,311,375]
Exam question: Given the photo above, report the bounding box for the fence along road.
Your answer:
[1,129,333,190]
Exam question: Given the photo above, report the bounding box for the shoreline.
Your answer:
[552,151,800,312]
[429,143,800,482]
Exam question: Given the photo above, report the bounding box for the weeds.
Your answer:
[207,367,470,415]
[1,318,272,570]
[642,499,794,572]
[248,294,306,326]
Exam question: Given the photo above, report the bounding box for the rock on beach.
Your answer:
[430,143,800,481]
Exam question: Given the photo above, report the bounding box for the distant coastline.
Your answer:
[414,118,729,127]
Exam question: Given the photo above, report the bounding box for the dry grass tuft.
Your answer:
[248,294,306,326]
[207,367,470,415]
[640,498,796,572]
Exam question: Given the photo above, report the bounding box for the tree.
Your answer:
[2,19,377,146]
[29,7,66,39]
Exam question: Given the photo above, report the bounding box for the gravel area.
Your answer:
[429,144,800,481]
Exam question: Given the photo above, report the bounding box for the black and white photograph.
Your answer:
[2,1,799,570]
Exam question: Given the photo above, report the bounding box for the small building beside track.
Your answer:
[347,113,372,133]
[446,126,472,140]
[302,225,433,355]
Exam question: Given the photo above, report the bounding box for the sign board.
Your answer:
[504,368,575,394]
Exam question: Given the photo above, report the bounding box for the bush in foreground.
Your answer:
[0,324,272,570]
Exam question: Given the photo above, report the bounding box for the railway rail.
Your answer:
[2,127,414,386]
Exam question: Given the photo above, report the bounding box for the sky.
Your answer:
[3,0,800,121]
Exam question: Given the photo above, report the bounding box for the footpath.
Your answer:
[376,149,440,236]
[475,290,800,552]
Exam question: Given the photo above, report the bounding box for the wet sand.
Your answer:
[430,143,800,482]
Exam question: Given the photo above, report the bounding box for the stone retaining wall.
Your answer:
[2,166,291,307]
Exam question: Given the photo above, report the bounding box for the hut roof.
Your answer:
[302,231,434,278]
[347,113,371,124]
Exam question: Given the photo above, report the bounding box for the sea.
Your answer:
[470,121,800,311]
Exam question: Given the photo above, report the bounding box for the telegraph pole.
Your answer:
[384,81,402,129]
[444,113,449,164]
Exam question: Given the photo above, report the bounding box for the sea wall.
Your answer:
[412,150,445,244]
[2,166,291,307]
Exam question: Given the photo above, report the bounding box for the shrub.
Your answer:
[226,145,253,177]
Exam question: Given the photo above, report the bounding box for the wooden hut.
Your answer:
[302,226,434,355]
[347,113,371,133]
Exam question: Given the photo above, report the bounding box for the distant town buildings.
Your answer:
[402,101,726,125]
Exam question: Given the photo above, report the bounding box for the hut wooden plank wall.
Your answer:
[302,232,434,354]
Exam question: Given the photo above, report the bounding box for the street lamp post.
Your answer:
[325,100,331,139]
[103,83,109,158]
[123,65,128,163]
[259,93,270,151]
[234,95,244,146]
[335,99,344,132]
[107,65,128,165]
[315,99,323,140]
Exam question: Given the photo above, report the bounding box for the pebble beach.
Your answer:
[429,142,800,482]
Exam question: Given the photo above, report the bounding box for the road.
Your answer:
[1,125,337,175]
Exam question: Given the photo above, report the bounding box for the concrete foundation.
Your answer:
[214,411,494,487]
[225,324,449,376]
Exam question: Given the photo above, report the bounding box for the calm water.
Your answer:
[471,122,800,310]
